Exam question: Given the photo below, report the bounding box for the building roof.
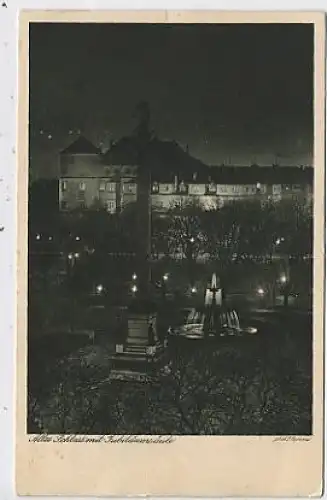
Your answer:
[102,135,313,184]
[207,165,313,185]
[102,136,208,181]
[60,136,101,155]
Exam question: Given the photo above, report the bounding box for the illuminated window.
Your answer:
[79,182,86,191]
[99,181,106,191]
[207,182,216,193]
[179,181,187,193]
[107,182,115,192]
[107,200,116,212]
[61,180,67,191]
[125,183,136,193]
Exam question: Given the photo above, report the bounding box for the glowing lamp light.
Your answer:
[75,236,80,241]
[189,237,195,243]
[132,273,137,281]
[48,134,52,140]
[36,234,41,241]
[163,273,169,281]
[96,284,103,294]
[275,238,281,245]
[131,284,138,293]
[257,287,265,296]
[191,287,197,294]
[280,274,287,284]
[48,236,52,241]
[74,252,80,259]
[68,253,73,260]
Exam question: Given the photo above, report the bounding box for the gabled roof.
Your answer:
[60,136,101,155]
[102,136,209,180]
[102,135,313,185]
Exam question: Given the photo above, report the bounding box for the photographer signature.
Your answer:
[273,436,311,442]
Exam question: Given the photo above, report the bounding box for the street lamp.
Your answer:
[132,273,137,281]
[163,273,169,282]
[36,234,41,241]
[75,236,80,241]
[191,286,197,294]
[257,287,265,296]
[189,237,195,243]
[74,252,80,259]
[280,274,287,284]
[96,284,104,294]
[68,253,73,261]
[131,284,138,293]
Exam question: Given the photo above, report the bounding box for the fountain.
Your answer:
[168,273,258,340]
[204,273,256,338]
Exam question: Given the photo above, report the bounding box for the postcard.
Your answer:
[16,10,325,497]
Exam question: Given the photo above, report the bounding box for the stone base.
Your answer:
[108,301,169,382]
[108,340,168,382]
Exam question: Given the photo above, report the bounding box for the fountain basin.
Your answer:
[168,307,258,339]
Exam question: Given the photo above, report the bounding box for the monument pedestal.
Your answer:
[109,300,168,382]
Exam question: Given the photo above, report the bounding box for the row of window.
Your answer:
[60,192,308,211]
[61,180,308,195]
[151,183,305,195]
[60,160,137,176]
[61,181,136,193]
[152,184,263,195]
[99,182,116,192]
[60,200,116,211]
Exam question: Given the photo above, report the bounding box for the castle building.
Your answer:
[58,135,313,213]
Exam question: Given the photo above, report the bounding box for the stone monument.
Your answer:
[109,299,166,381]
[109,103,167,381]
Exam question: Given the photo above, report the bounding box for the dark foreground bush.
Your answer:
[28,333,311,435]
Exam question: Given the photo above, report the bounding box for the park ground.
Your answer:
[28,304,312,436]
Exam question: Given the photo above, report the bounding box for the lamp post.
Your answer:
[280,273,290,307]
[161,273,169,301]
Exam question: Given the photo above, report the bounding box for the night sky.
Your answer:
[29,22,313,179]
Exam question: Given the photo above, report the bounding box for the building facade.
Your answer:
[58,136,313,213]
